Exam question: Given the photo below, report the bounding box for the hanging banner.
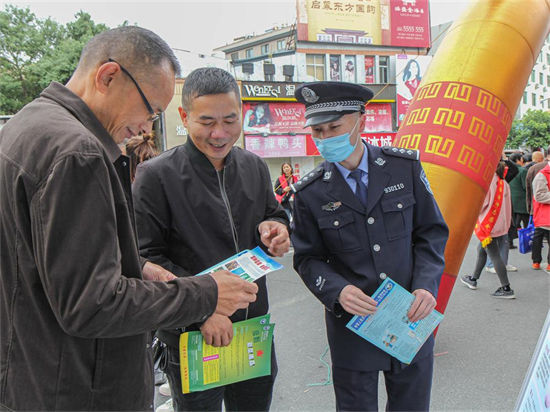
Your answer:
[364,56,375,84]
[296,0,431,48]
[396,54,432,126]
[363,103,393,132]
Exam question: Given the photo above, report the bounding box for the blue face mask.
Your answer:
[312,117,361,163]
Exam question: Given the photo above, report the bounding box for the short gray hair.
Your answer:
[181,67,240,111]
[78,26,181,79]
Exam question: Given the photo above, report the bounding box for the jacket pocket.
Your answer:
[317,211,361,253]
[381,193,415,240]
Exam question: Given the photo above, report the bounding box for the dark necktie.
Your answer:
[349,169,367,207]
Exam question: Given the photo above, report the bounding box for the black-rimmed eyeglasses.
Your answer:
[108,58,160,123]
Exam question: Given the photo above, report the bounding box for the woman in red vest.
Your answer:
[531,162,550,271]
[274,162,298,222]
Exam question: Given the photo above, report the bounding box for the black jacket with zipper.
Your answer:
[132,138,289,346]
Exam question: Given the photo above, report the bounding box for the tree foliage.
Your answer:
[507,109,550,151]
[0,5,110,114]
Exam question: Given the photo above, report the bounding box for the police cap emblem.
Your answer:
[301,87,319,103]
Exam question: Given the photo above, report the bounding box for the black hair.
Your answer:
[181,67,240,111]
[78,26,181,79]
[403,59,422,82]
[509,153,523,163]
[495,161,507,179]
[523,153,532,163]
[281,162,293,175]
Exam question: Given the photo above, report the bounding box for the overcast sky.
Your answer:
[1,0,474,55]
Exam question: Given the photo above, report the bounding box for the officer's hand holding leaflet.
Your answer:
[339,285,378,317]
[210,270,258,316]
[407,289,436,323]
[142,261,177,282]
[259,220,290,257]
[200,313,234,347]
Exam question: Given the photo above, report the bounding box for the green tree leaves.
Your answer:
[507,109,550,151]
[0,5,109,114]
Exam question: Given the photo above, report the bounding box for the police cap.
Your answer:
[295,81,374,127]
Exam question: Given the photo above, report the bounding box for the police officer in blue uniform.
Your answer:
[291,82,448,411]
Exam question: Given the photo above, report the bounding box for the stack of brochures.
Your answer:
[179,314,274,393]
[346,277,444,364]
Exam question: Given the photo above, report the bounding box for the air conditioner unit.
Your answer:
[242,63,254,74]
[263,64,275,75]
[283,65,295,77]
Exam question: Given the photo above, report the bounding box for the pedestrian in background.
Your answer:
[526,150,548,214]
[274,162,298,222]
[531,161,550,271]
[462,162,515,298]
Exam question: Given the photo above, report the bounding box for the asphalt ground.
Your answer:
[156,235,550,411]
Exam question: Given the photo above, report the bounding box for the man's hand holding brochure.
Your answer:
[178,247,283,393]
[346,277,443,364]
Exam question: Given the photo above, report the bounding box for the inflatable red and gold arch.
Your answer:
[395,0,550,314]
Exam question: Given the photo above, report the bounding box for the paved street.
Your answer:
[156,235,549,411]
[267,236,549,411]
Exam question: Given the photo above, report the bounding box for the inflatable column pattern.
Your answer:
[394,0,550,314]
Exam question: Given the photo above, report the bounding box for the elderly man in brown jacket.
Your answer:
[0,27,258,411]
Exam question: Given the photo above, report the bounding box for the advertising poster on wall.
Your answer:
[296,0,431,48]
[243,102,305,134]
[329,55,341,81]
[364,56,375,83]
[396,54,432,126]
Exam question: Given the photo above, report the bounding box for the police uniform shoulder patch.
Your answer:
[382,146,420,161]
[292,166,324,192]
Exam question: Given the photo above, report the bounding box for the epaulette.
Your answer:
[290,165,324,193]
[382,146,420,161]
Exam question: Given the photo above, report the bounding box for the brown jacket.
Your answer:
[0,83,217,410]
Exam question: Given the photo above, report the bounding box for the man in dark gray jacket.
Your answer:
[0,27,257,411]
[132,67,290,411]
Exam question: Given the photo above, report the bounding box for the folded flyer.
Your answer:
[196,246,282,282]
[179,314,274,393]
[346,277,443,364]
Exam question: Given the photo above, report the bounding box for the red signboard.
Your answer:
[243,102,392,135]
[245,135,308,158]
[390,0,430,48]
[243,102,305,135]
[306,133,396,157]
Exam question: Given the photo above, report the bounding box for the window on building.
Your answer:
[379,56,389,84]
[531,71,535,82]
[532,93,537,106]
[523,92,527,104]
[343,55,356,83]
[261,44,270,54]
[230,52,239,61]
[277,40,286,50]
[540,72,544,85]
[245,48,254,59]
[547,75,550,87]
[547,53,550,65]
[306,54,326,81]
